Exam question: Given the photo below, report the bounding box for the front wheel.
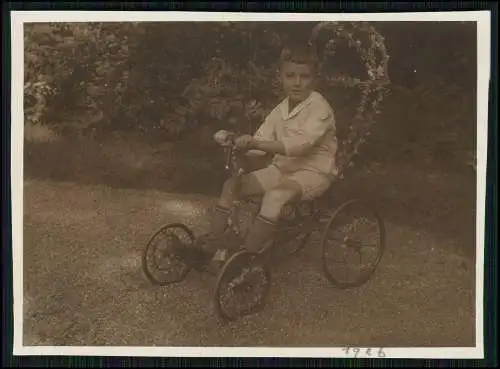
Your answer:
[212,251,271,321]
[141,223,195,286]
[320,199,386,288]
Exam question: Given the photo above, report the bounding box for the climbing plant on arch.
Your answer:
[309,21,391,177]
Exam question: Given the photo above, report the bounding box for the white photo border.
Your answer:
[10,10,491,359]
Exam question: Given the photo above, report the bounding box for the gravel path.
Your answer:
[22,179,476,347]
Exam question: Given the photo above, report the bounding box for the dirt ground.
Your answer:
[22,178,476,347]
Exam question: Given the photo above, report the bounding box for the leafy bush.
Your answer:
[25,22,142,132]
[25,21,395,174]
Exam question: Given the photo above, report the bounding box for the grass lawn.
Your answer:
[22,178,475,347]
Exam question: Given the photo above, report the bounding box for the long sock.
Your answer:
[243,214,277,253]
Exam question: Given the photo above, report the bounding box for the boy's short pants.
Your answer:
[249,165,333,201]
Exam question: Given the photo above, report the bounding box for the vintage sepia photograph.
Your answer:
[11,10,490,359]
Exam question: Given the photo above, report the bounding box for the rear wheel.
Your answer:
[320,199,386,288]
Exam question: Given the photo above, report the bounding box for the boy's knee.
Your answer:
[222,173,261,196]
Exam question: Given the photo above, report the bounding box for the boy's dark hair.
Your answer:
[280,43,320,72]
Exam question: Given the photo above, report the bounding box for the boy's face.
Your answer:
[280,61,316,103]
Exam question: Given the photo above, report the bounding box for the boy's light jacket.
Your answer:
[250,91,339,178]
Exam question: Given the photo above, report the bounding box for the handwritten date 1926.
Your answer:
[343,347,386,358]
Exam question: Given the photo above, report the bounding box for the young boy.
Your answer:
[195,44,338,261]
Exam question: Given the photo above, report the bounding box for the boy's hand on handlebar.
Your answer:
[213,129,257,151]
[214,130,234,147]
[234,134,256,151]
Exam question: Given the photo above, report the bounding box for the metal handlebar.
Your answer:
[214,130,239,173]
[225,143,234,170]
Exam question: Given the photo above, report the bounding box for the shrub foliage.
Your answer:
[24,21,476,172]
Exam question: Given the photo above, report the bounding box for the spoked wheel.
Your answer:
[142,223,195,286]
[212,251,271,321]
[320,199,386,288]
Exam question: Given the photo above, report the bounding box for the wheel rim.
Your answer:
[321,199,385,288]
[213,251,271,321]
[142,223,194,285]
